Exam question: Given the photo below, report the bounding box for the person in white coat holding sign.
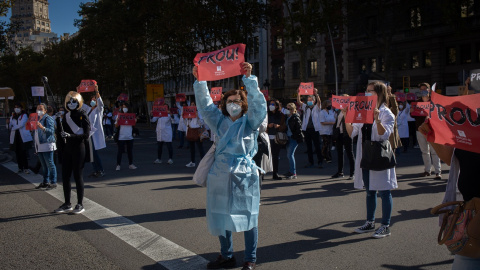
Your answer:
[86,86,106,177]
[344,81,397,239]
[9,103,33,173]
[152,105,173,165]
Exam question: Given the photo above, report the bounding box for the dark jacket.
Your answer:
[55,110,92,164]
[267,111,287,136]
[287,113,304,142]
[333,111,349,140]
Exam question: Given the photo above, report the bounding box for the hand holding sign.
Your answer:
[298,82,314,95]
[410,102,432,116]
[78,80,97,93]
[182,106,197,119]
[117,113,136,126]
[26,113,38,130]
[344,96,377,124]
[210,87,222,102]
[176,93,186,102]
[332,95,351,109]
[193,44,246,81]
[152,105,168,117]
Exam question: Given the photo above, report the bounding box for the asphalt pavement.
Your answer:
[0,118,455,270]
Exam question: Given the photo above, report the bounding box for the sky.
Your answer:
[1,0,86,35]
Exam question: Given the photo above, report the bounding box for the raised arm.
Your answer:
[243,74,267,131]
[192,67,222,134]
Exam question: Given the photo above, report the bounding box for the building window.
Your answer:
[370,57,377,72]
[410,7,422,28]
[274,36,283,50]
[379,56,385,72]
[308,60,318,77]
[411,53,420,69]
[461,0,475,18]
[447,47,457,65]
[461,44,472,64]
[423,50,432,67]
[292,62,300,79]
[400,53,408,70]
[42,22,45,25]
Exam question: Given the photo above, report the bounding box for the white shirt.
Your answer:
[319,109,336,135]
[301,103,322,131]
[34,129,56,152]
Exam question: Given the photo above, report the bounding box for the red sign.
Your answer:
[261,89,269,101]
[152,105,169,117]
[78,80,97,93]
[344,96,377,124]
[116,113,136,126]
[26,113,38,130]
[395,92,406,102]
[182,106,197,119]
[154,98,165,106]
[194,43,246,81]
[117,93,129,102]
[210,87,222,102]
[406,93,417,101]
[356,92,366,96]
[332,95,351,109]
[427,91,480,153]
[170,108,178,115]
[298,82,314,95]
[410,102,432,117]
[176,93,186,102]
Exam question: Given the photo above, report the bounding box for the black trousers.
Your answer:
[408,121,417,147]
[269,139,282,175]
[321,135,332,162]
[117,140,133,165]
[62,141,85,205]
[335,135,355,176]
[157,141,173,159]
[189,141,205,163]
[304,128,323,165]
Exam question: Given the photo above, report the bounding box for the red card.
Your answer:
[78,80,97,93]
[395,92,406,102]
[332,95,351,109]
[344,96,377,124]
[170,108,178,115]
[117,93,129,102]
[356,92,365,96]
[26,113,38,130]
[298,82,314,95]
[182,106,197,119]
[406,93,417,101]
[154,98,165,106]
[113,108,119,117]
[194,43,246,81]
[210,87,222,102]
[116,113,136,126]
[410,102,432,117]
[152,105,168,117]
[261,89,269,101]
[427,91,480,153]
[176,93,186,102]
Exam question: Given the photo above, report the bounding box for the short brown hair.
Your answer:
[220,90,248,116]
[418,82,430,89]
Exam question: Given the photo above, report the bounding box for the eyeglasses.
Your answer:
[226,99,243,104]
[366,89,375,93]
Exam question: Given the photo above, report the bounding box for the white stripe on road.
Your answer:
[3,161,208,270]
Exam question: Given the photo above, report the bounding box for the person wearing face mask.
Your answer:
[176,101,187,149]
[332,95,355,179]
[84,86,106,177]
[9,103,33,174]
[412,83,442,180]
[33,103,57,190]
[103,108,114,140]
[297,88,323,168]
[267,99,286,180]
[54,91,92,214]
[283,103,303,179]
[396,101,409,153]
[192,63,266,270]
[319,99,336,163]
[115,103,137,170]
[386,85,402,153]
[152,104,174,165]
[185,101,205,168]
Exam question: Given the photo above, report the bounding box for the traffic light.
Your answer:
[402,76,410,93]
[404,87,409,93]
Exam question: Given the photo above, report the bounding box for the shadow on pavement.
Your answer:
[381,259,453,270]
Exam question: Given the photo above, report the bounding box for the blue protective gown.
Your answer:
[193,75,267,236]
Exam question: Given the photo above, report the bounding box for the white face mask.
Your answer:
[269,105,276,111]
[122,108,128,113]
[59,111,65,115]
[14,108,21,114]
[285,109,291,116]
[226,103,242,117]
[399,105,404,109]
[365,92,373,97]
[37,110,44,117]
[90,100,96,107]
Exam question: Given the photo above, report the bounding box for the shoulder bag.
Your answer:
[186,125,201,142]
[274,131,288,145]
[360,140,396,171]
[193,143,215,187]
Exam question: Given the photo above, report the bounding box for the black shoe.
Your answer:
[304,163,314,168]
[54,203,73,213]
[241,262,256,270]
[35,183,48,189]
[207,255,236,269]
[332,172,344,178]
[283,172,293,177]
[46,184,57,190]
[273,174,282,180]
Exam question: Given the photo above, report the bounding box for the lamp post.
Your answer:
[327,23,338,96]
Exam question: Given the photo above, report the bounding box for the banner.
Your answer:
[469,69,480,92]
[152,105,168,117]
[26,113,38,130]
[395,92,406,102]
[182,106,197,119]
[410,102,432,117]
[356,92,365,96]
[210,87,222,102]
[344,96,377,124]
[194,43,246,81]
[331,95,351,109]
[427,91,480,153]
[406,93,417,101]
[170,107,178,115]
[154,97,165,106]
[31,86,44,97]
[117,93,129,102]
[261,89,269,101]
[116,113,136,126]
[176,93,186,102]
[298,82,314,95]
[78,80,97,93]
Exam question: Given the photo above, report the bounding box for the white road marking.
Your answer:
[3,161,208,269]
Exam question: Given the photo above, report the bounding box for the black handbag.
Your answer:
[360,140,396,171]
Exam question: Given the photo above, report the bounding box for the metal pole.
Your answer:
[327,23,338,96]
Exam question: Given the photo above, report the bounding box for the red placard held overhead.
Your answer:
[26,113,38,130]
[182,106,198,119]
[395,92,406,102]
[406,93,417,101]
[298,82,314,95]
[117,93,129,102]
[116,113,136,126]
[152,105,169,117]
[410,102,432,117]
[344,96,377,124]
[210,87,222,102]
[78,80,97,93]
[176,93,186,102]
[331,95,351,109]
[194,43,246,81]
[170,107,178,115]
[154,97,165,106]
[427,91,480,153]
[261,89,269,101]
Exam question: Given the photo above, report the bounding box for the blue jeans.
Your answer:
[219,227,258,263]
[286,137,298,175]
[91,140,104,172]
[452,254,480,269]
[38,151,57,184]
[362,169,393,225]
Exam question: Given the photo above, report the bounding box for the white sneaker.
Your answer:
[129,164,137,170]
[154,159,162,164]
[167,159,173,165]
[116,165,121,171]
[185,162,196,167]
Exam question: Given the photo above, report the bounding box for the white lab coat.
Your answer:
[177,105,187,132]
[9,114,33,144]
[397,108,409,139]
[301,103,322,131]
[88,97,106,150]
[259,115,273,173]
[351,104,398,191]
[152,115,173,142]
